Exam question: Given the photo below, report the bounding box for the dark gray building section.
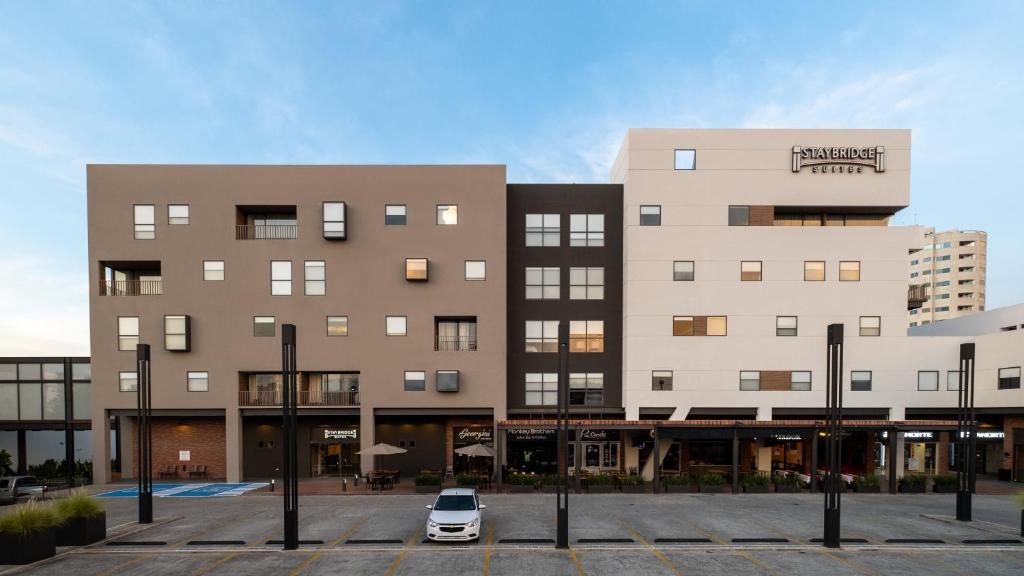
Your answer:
[506,184,624,418]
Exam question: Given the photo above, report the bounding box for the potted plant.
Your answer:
[55,490,106,546]
[585,474,617,494]
[899,474,928,494]
[505,473,537,493]
[662,474,696,493]
[619,474,646,494]
[774,473,803,493]
[455,474,480,488]
[932,474,958,494]
[697,472,729,494]
[741,474,771,493]
[414,474,442,494]
[853,474,881,493]
[0,500,59,565]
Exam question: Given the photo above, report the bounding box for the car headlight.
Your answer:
[466,518,478,528]
[428,520,438,528]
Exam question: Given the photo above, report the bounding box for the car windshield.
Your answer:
[433,495,476,511]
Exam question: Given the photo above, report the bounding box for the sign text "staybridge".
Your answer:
[792,146,885,174]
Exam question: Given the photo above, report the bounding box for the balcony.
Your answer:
[238,389,359,407]
[99,279,162,296]
[236,205,297,240]
[99,261,161,296]
[434,317,477,351]
[235,224,297,240]
[908,283,929,310]
[435,336,478,352]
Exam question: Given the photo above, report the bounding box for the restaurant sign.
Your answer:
[507,427,556,442]
[456,426,494,444]
[322,427,358,441]
[792,146,885,174]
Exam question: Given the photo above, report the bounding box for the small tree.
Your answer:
[0,449,12,474]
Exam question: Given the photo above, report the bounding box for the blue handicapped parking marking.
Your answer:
[97,484,186,498]
[98,482,267,498]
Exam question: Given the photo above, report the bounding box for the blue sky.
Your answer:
[1,1,1022,355]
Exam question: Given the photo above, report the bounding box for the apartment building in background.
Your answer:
[908,228,987,328]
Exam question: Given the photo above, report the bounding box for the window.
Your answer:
[406,258,428,281]
[435,317,477,351]
[790,371,812,391]
[304,260,326,295]
[436,370,459,392]
[43,382,65,420]
[465,260,486,281]
[674,149,696,170]
[673,261,694,281]
[935,306,949,312]
[436,204,458,225]
[569,321,604,353]
[42,363,63,381]
[917,371,939,391]
[936,268,951,274]
[569,214,604,247]
[569,373,603,405]
[652,370,673,391]
[164,315,190,351]
[385,204,407,225]
[999,367,1021,390]
[72,363,91,381]
[18,383,41,420]
[569,267,604,300]
[775,316,798,337]
[804,261,825,281]
[271,261,292,295]
[404,371,425,391]
[525,373,557,405]
[187,371,209,392]
[525,267,559,300]
[741,261,762,281]
[740,371,761,391]
[254,316,275,337]
[707,316,727,336]
[203,260,224,281]
[19,364,40,379]
[673,316,694,336]
[525,320,558,353]
[728,206,750,226]
[859,316,881,337]
[910,259,919,266]
[119,371,137,392]
[386,316,408,336]
[118,317,139,351]
[168,204,189,225]
[327,316,348,336]
[134,204,155,239]
[851,371,872,391]
[323,201,347,239]
[947,371,961,391]
[640,205,661,226]
[526,214,560,247]
[839,261,860,281]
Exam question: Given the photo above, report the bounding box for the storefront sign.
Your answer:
[771,434,803,442]
[904,432,934,440]
[323,428,358,441]
[792,146,885,173]
[507,427,556,442]
[456,426,493,444]
[956,430,1005,440]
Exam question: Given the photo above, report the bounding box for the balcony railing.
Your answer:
[235,224,298,240]
[908,283,929,310]
[99,280,162,296]
[435,336,478,352]
[239,389,359,407]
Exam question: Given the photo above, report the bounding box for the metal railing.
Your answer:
[907,283,929,310]
[99,280,162,296]
[235,224,298,240]
[434,336,478,352]
[239,389,358,407]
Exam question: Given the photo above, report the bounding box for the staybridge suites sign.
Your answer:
[792,146,885,174]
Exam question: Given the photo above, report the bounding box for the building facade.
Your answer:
[908,228,987,327]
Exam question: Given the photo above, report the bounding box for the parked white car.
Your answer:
[0,476,46,505]
[425,488,485,542]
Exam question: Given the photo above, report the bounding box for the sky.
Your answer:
[1,1,1023,356]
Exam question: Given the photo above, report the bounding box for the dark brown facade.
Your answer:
[506,184,624,417]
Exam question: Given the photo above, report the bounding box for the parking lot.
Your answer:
[3,492,1024,575]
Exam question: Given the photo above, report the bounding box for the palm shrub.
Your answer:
[932,474,957,491]
[854,474,880,488]
[415,474,442,486]
[619,475,644,486]
[0,500,59,536]
[742,474,771,487]
[698,472,726,486]
[55,490,104,521]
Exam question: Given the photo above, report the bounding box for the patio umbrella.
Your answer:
[357,443,408,473]
[454,443,496,458]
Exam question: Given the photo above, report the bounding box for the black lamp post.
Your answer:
[136,344,153,524]
[556,320,570,549]
[823,323,844,548]
[282,324,299,550]
[956,342,976,521]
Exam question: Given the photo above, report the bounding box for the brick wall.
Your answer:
[131,416,226,480]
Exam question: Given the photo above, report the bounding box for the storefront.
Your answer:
[502,426,623,475]
[452,424,494,475]
[310,425,360,477]
[766,434,805,473]
[902,431,938,474]
[242,415,359,479]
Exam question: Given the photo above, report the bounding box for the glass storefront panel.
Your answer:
[19,383,42,420]
[73,382,91,420]
[43,383,65,420]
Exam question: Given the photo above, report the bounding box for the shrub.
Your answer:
[775,474,803,487]
[697,472,726,486]
[619,475,644,486]
[0,500,59,536]
[900,474,928,488]
[854,474,880,488]
[415,474,442,486]
[506,473,537,486]
[742,474,770,487]
[539,474,560,486]
[662,474,693,485]
[932,474,957,490]
[55,490,104,521]
[1016,491,1024,509]
[455,474,480,487]
[586,474,616,486]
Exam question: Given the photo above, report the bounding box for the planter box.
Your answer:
[899,484,926,494]
[0,528,57,565]
[506,484,536,494]
[853,485,881,493]
[620,484,646,494]
[663,483,697,493]
[415,485,441,494]
[933,485,957,494]
[774,484,801,493]
[57,512,107,546]
[698,484,730,494]
[743,485,771,493]
[586,484,618,494]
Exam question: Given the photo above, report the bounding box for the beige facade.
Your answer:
[87,165,507,482]
[908,228,987,327]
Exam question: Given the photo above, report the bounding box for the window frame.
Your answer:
[436,204,458,225]
[790,371,812,391]
[326,316,349,337]
[253,316,276,337]
[386,315,408,337]
[464,260,486,281]
[164,315,189,352]
[117,316,139,351]
[674,149,696,170]
[740,261,762,281]
[776,316,798,337]
[859,316,881,337]
[271,260,292,296]
[525,213,560,247]
[569,267,604,300]
[525,267,560,300]
[569,213,605,247]
[405,258,429,282]
[118,371,138,392]
[569,320,604,353]
[168,204,190,225]
[851,371,872,391]
[203,260,225,281]
[728,205,750,226]
[917,370,939,391]
[186,371,209,392]
[652,370,673,391]
[404,370,426,391]
[707,316,728,336]
[525,320,558,353]
[739,371,761,391]
[525,372,558,406]
[673,261,694,282]
[998,367,1021,390]
[322,201,347,239]
[672,316,694,336]
[639,205,662,226]
[946,370,961,391]
[304,260,326,295]
[385,204,407,225]
[839,260,861,282]
[569,372,604,406]
[804,261,826,281]
[134,204,155,239]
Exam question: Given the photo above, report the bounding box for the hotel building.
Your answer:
[908,228,987,328]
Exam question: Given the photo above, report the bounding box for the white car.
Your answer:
[425,488,485,542]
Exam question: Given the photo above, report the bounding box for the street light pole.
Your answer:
[136,344,153,524]
[556,320,569,549]
[956,342,976,521]
[282,324,299,550]
[823,323,844,548]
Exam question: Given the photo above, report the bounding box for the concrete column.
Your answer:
[90,411,110,483]
[225,407,242,483]
[652,428,660,492]
[895,432,906,479]
[359,404,374,475]
[886,429,898,493]
[120,415,134,481]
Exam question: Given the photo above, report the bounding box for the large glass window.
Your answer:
[134,204,155,239]
[119,371,137,392]
[271,261,292,295]
[0,364,17,380]
[851,371,872,391]
[640,205,661,226]
[840,261,861,281]
[859,316,881,337]
[168,204,189,225]
[436,204,458,225]
[673,261,694,281]
[72,363,91,381]
[0,384,16,419]
[203,260,225,281]
[999,367,1021,390]
[385,204,406,225]
[728,206,749,226]
[327,316,349,336]
[43,382,64,420]
[526,214,560,247]
[569,214,604,247]
[118,317,139,351]
[569,373,603,405]
[526,267,559,300]
[72,382,91,420]
[254,316,275,337]
[322,202,347,239]
[739,371,760,391]
[804,261,825,281]
[569,321,604,353]
[741,261,762,281]
[404,371,425,391]
[673,316,694,336]
[42,363,64,381]
[917,371,939,391]
[707,316,727,336]
[569,267,604,300]
[386,315,408,336]
[674,149,696,170]
[652,370,673,391]
[19,383,42,419]
[305,260,326,295]
[525,373,557,405]
[776,316,798,336]
[790,371,811,391]
[525,320,558,353]
[19,364,41,380]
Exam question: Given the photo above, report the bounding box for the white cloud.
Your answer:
[0,254,89,356]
